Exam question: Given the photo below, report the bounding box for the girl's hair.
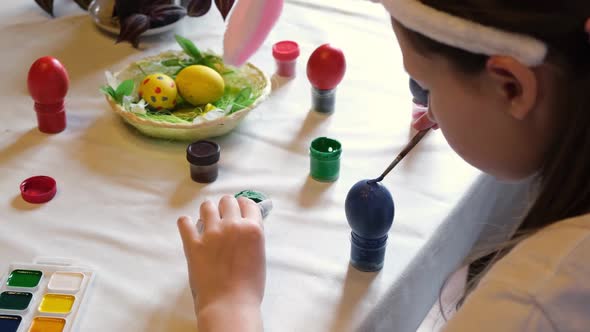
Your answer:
[398,0,590,306]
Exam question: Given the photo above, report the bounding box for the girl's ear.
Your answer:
[485,56,538,120]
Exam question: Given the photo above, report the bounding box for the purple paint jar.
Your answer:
[186,140,221,183]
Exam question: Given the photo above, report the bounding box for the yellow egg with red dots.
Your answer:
[175,65,225,106]
[138,73,178,110]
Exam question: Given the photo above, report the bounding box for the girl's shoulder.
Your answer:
[507,212,590,277]
[445,213,590,332]
[487,212,590,294]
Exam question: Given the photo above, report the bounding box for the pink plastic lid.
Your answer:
[272,41,300,61]
[20,176,57,204]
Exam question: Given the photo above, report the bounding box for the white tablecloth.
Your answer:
[0,1,479,331]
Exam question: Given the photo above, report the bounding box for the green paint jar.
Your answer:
[235,190,273,219]
[310,137,342,182]
[235,190,267,203]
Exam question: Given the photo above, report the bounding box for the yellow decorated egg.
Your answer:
[138,73,178,110]
[175,65,225,106]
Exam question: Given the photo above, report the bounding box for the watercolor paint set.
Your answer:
[0,258,94,332]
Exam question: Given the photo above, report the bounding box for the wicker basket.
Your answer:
[105,51,271,141]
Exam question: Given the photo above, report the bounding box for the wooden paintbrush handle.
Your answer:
[371,128,431,183]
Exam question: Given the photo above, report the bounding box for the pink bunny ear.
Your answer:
[222,0,284,67]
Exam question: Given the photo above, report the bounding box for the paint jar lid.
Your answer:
[20,176,57,204]
[187,140,220,166]
[235,190,268,203]
[272,41,300,61]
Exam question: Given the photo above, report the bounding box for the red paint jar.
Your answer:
[272,41,300,78]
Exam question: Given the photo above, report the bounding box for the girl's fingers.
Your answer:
[200,200,221,232]
[412,112,438,131]
[237,197,262,223]
[177,216,200,256]
[219,195,241,221]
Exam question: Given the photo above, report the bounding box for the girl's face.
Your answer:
[391,20,558,181]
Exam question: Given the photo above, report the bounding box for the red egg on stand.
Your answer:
[27,56,69,134]
[306,44,346,114]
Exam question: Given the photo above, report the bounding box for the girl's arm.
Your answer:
[198,301,263,332]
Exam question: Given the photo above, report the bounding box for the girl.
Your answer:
[177,0,590,330]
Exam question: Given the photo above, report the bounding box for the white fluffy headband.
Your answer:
[375,0,548,66]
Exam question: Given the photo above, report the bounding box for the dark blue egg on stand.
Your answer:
[345,179,395,272]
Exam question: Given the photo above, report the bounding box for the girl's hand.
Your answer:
[178,195,265,331]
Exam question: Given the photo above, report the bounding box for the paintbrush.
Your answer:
[370,128,431,183]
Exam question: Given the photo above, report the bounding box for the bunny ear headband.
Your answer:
[223,0,284,67]
[373,0,549,66]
